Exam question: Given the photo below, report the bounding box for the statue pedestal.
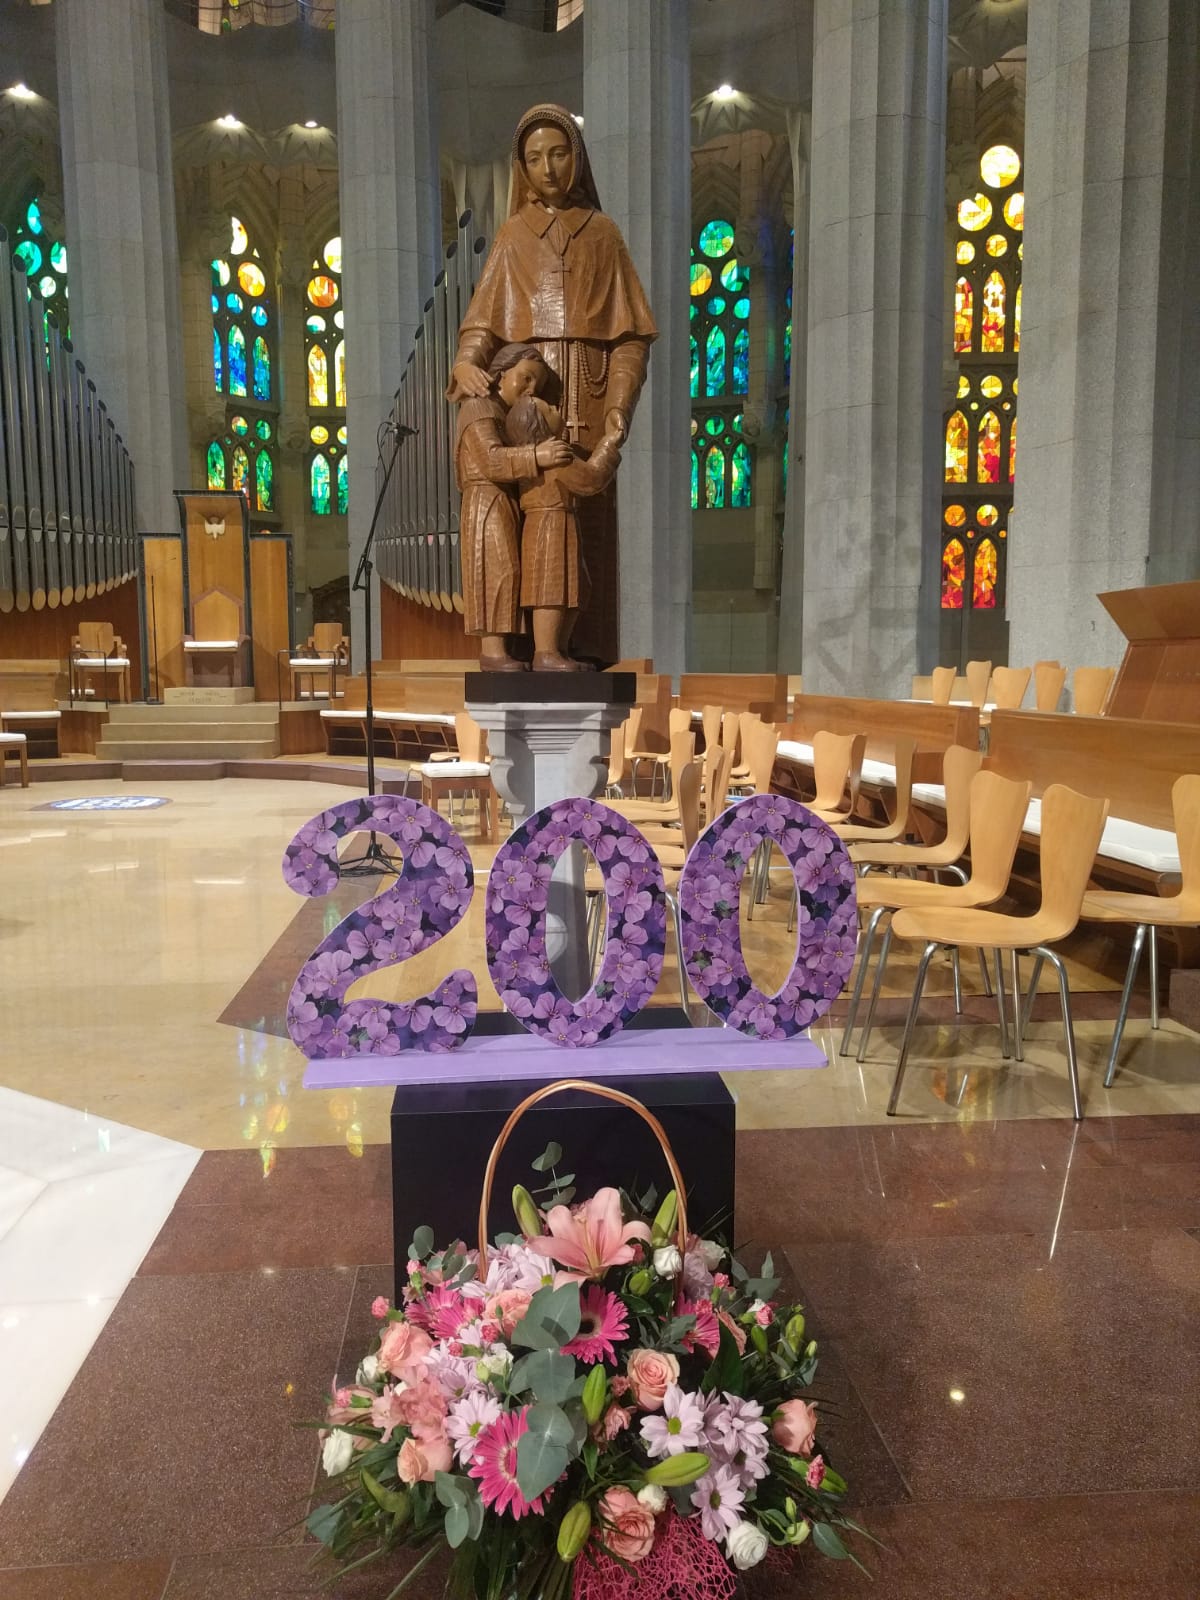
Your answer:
[466,671,636,996]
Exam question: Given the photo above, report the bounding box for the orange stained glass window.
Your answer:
[954,277,973,353]
[308,344,328,406]
[944,503,966,527]
[334,340,346,407]
[957,240,975,265]
[958,194,992,232]
[941,539,965,609]
[977,410,1001,483]
[980,145,1021,189]
[973,538,999,608]
[1008,414,1018,481]
[1004,192,1024,231]
[982,271,1006,352]
[945,410,969,482]
[1014,283,1022,351]
[977,502,999,526]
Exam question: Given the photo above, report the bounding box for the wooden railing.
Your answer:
[0,225,137,615]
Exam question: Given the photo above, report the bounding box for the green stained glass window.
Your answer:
[732,326,749,395]
[252,334,270,401]
[730,442,751,507]
[690,262,713,296]
[720,259,748,292]
[734,296,750,319]
[206,440,226,490]
[227,325,247,396]
[14,240,41,274]
[336,453,348,514]
[311,453,331,515]
[705,446,725,508]
[256,449,274,511]
[783,319,792,386]
[706,295,726,316]
[50,242,67,274]
[705,416,725,437]
[38,274,55,298]
[212,258,231,286]
[689,335,699,398]
[213,328,223,392]
[699,219,734,259]
[255,418,272,441]
[231,444,249,493]
[26,200,42,234]
[690,451,699,510]
[706,326,725,396]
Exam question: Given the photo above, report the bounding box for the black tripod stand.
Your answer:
[339,416,417,880]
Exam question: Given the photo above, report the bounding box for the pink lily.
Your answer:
[525,1187,651,1282]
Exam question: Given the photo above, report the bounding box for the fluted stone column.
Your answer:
[1009,0,1200,673]
[56,0,189,533]
[335,0,440,666]
[777,109,811,674]
[584,0,691,674]
[801,0,947,696]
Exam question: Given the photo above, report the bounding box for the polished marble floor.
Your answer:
[0,772,1197,1594]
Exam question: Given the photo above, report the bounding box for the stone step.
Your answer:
[97,717,278,739]
[105,703,279,724]
[95,737,280,760]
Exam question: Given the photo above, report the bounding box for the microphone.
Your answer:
[387,422,419,438]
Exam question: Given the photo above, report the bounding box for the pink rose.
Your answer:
[806,1453,826,1489]
[397,1432,452,1484]
[773,1398,818,1456]
[597,1487,656,1564]
[610,1375,631,1397]
[371,1296,390,1319]
[486,1289,532,1340]
[377,1319,433,1378]
[625,1349,680,1411]
[599,1403,634,1441]
[755,1303,775,1328]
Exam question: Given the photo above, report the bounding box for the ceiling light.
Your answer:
[713,83,737,101]
[304,119,319,129]
[572,113,584,127]
[9,82,36,100]
[217,113,242,129]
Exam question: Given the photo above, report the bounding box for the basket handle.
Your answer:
[477,1078,690,1272]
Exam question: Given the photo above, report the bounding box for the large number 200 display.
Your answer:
[283,792,856,1056]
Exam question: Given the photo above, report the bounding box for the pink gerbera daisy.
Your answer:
[676,1295,720,1358]
[563,1286,628,1366]
[467,1407,549,1519]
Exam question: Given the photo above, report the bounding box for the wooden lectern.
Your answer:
[1099,579,1200,724]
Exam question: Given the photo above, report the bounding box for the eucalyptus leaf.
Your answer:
[531,1141,563,1173]
[434,1471,468,1510]
[494,1231,518,1248]
[444,1504,469,1547]
[515,1405,572,1501]
[813,1521,849,1560]
[511,1282,582,1351]
[508,1349,577,1404]
[556,1186,576,1206]
[305,1501,343,1547]
[408,1224,434,1261]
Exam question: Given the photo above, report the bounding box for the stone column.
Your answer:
[1008,0,1200,673]
[584,0,691,674]
[335,0,440,667]
[777,109,811,675]
[56,0,189,534]
[801,0,947,696]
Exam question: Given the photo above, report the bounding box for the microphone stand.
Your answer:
[339,415,417,879]
[148,575,161,704]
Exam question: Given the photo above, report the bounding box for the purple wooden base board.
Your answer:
[301,1024,827,1089]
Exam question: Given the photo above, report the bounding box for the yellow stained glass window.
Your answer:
[958,194,992,232]
[230,216,248,256]
[941,539,965,609]
[1014,283,1022,352]
[954,277,973,353]
[308,343,328,406]
[986,234,1008,258]
[977,410,1001,484]
[980,374,1002,399]
[980,145,1021,189]
[957,240,975,265]
[310,424,329,445]
[238,261,266,297]
[1008,414,1017,481]
[945,503,966,527]
[307,275,338,308]
[1003,192,1024,231]
[690,263,712,296]
[977,503,999,526]
[945,411,968,483]
[334,340,346,407]
[323,236,342,274]
[982,270,1006,352]
[973,538,999,608]
[957,375,970,399]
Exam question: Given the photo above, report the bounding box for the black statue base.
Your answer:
[464,670,636,706]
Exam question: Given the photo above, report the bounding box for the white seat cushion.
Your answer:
[776,739,814,765]
[419,760,489,778]
[290,657,337,668]
[184,639,239,651]
[320,709,368,721]
[75,656,130,667]
[860,758,897,785]
[0,732,27,746]
[1,709,60,721]
[911,782,947,808]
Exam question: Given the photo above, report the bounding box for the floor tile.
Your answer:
[0,1086,199,1184]
[0,1559,172,1600]
[0,1167,44,1246]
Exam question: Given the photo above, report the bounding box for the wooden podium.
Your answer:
[1099,579,1200,724]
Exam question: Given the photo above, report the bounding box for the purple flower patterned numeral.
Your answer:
[678,793,857,1039]
[282,795,477,1057]
[485,798,667,1048]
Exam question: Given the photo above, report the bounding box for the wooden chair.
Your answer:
[608,730,696,826]
[70,621,131,703]
[1073,666,1114,717]
[625,706,669,798]
[930,666,957,706]
[807,730,867,824]
[702,740,737,827]
[290,621,350,700]
[184,590,247,687]
[849,744,983,877]
[419,712,496,841]
[991,665,1031,710]
[1034,660,1067,712]
[699,704,723,755]
[835,738,916,845]
[964,659,993,707]
[1072,775,1200,1085]
[844,769,1033,1059]
[0,731,29,787]
[884,785,1110,1119]
[605,716,631,798]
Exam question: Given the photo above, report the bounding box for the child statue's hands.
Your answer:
[535,439,574,468]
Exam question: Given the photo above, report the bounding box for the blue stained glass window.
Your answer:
[732,327,749,395]
[705,446,725,508]
[699,219,734,259]
[251,304,268,326]
[228,325,247,396]
[734,296,750,319]
[206,440,225,489]
[311,453,330,515]
[252,334,270,401]
[689,335,699,398]
[706,295,726,316]
[690,451,699,510]
[706,326,726,396]
[256,449,273,511]
[211,292,219,313]
[213,327,223,392]
[226,292,243,313]
[731,442,752,507]
[26,200,42,234]
[336,452,349,514]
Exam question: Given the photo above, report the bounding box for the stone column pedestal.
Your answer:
[466,674,635,997]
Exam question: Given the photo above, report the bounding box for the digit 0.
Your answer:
[282,795,476,1056]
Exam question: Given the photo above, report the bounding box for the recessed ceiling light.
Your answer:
[572,113,584,127]
[9,83,36,100]
[217,113,242,129]
[713,83,737,101]
[304,119,319,129]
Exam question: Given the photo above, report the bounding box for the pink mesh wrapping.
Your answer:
[572,1510,737,1600]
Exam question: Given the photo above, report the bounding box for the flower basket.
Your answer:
[307,1079,871,1599]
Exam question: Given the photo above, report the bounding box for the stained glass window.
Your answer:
[252,335,270,401]
[981,271,1006,353]
[690,450,699,510]
[206,440,226,490]
[699,219,734,259]
[954,278,973,353]
[227,325,247,396]
[1008,414,1017,481]
[941,539,965,609]
[958,194,992,232]
[1014,284,1022,352]
[208,215,276,516]
[981,146,1021,188]
[731,326,749,395]
[691,261,713,297]
[945,411,968,482]
[704,446,725,508]
[689,335,699,398]
[973,538,999,607]
[977,411,1001,483]
[730,442,751,507]
[212,328,223,393]
[334,341,347,407]
[689,218,755,507]
[308,345,328,407]
[706,326,726,396]
[337,453,349,515]
[256,449,273,512]
[12,197,70,337]
[231,444,249,493]
[311,453,331,515]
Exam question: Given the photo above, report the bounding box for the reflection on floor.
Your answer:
[1,772,1198,1586]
